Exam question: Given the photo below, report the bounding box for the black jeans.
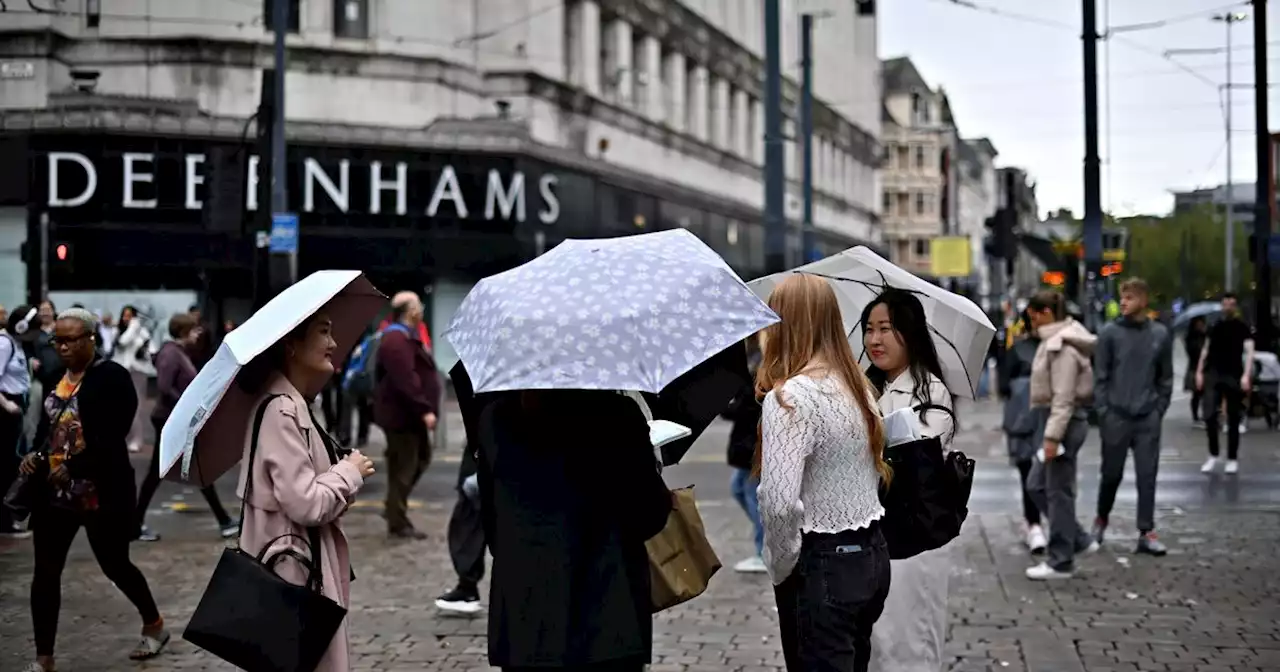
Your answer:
[773,524,891,672]
[0,392,26,529]
[1190,390,1203,421]
[135,417,232,528]
[31,506,161,655]
[1015,459,1041,527]
[447,449,486,590]
[1203,376,1244,460]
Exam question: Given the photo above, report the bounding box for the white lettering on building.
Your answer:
[184,153,206,209]
[538,174,560,224]
[304,158,351,213]
[122,152,157,209]
[427,165,469,218]
[369,160,408,215]
[485,169,525,222]
[46,152,97,207]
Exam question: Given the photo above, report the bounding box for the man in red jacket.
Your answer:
[373,291,441,540]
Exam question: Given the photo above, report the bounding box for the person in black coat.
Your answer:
[1183,316,1208,425]
[1000,313,1046,555]
[475,390,672,672]
[18,308,168,671]
[724,335,765,573]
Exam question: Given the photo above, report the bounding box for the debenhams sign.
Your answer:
[43,151,562,224]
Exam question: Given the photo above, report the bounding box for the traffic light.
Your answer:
[51,241,73,272]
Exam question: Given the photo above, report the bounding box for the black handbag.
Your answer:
[183,395,347,672]
[878,404,976,560]
[4,454,48,522]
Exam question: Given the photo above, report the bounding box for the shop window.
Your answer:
[264,0,301,33]
[333,0,368,39]
[722,219,749,269]
[659,199,705,237]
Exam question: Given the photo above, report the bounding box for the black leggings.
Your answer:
[1191,390,1203,421]
[31,506,161,655]
[1016,459,1041,527]
[136,417,231,527]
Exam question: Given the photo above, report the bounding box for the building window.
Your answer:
[333,0,367,39]
[915,239,930,259]
[914,146,926,171]
[856,0,875,16]
[264,0,301,33]
[896,192,910,217]
[911,92,930,125]
[915,192,926,215]
[882,190,893,213]
[896,145,910,171]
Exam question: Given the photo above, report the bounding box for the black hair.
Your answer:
[1027,290,1067,321]
[860,288,955,435]
[1222,292,1238,301]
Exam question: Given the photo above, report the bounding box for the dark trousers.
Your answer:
[0,392,26,529]
[1203,377,1244,460]
[774,524,891,672]
[135,417,232,528]
[340,391,372,446]
[1190,391,1203,421]
[1015,459,1041,527]
[1027,411,1094,571]
[448,448,486,589]
[31,506,161,655]
[384,427,431,532]
[1096,411,1162,533]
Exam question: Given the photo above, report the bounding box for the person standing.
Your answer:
[18,308,169,671]
[725,334,765,574]
[1000,311,1047,554]
[435,441,487,614]
[135,314,238,542]
[373,291,440,540]
[860,288,956,672]
[756,274,892,671]
[111,306,153,454]
[30,300,63,394]
[1092,278,1173,556]
[1184,316,1209,427]
[0,305,36,538]
[1023,291,1101,581]
[1195,293,1254,474]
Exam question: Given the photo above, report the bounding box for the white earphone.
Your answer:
[13,307,37,335]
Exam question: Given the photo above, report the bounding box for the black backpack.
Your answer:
[878,404,976,560]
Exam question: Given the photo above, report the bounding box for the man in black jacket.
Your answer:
[1092,278,1173,556]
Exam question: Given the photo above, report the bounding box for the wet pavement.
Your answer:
[1,396,1278,671]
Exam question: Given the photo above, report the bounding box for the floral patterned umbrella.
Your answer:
[443,229,779,394]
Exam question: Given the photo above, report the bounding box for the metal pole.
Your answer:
[1223,14,1237,292]
[271,0,294,284]
[38,211,48,300]
[1082,0,1104,331]
[763,0,787,274]
[800,13,815,264]
[1253,0,1274,348]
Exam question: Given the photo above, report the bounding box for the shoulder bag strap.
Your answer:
[911,402,956,421]
[237,394,284,549]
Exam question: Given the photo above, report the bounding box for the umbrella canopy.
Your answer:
[160,271,386,485]
[1173,301,1222,331]
[749,246,995,398]
[443,228,778,394]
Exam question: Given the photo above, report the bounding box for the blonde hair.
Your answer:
[753,274,891,485]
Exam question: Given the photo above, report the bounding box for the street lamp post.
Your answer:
[1215,12,1248,292]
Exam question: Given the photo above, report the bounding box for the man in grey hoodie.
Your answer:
[1092,277,1173,556]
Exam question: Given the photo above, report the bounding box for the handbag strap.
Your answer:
[237,394,283,541]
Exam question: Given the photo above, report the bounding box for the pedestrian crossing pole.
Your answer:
[1081,0,1104,331]
[763,0,787,275]
[1251,0,1274,350]
[269,0,296,292]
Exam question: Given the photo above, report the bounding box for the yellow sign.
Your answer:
[930,237,972,278]
[1103,248,1126,262]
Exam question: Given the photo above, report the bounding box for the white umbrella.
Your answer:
[444,228,778,394]
[749,246,995,398]
[159,270,386,485]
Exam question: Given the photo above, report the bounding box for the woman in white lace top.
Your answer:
[755,274,892,671]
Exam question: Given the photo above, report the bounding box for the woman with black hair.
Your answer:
[860,287,955,672]
[1184,316,1208,427]
[110,305,152,454]
[1001,309,1047,554]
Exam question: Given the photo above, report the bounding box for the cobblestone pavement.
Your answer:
[2,403,1278,671]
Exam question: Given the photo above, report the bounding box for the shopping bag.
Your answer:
[646,486,721,612]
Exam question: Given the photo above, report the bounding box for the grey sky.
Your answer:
[877,0,1280,217]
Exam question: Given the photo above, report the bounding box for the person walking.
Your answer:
[435,440,487,615]
[1000,309,1047,554]
[111,305,153,454]
[1023,291,1101,581]
[725,334,765,574]
[1184,316,1208,427]
[756,274,892,671]
[474,389,672,672]
[860,288,956,672]
[373,291,441,540]
[18,308,169,671]
[135,313,238,542]
[1195,293,1254,475]
[0,305,36,538]
[232,309,376,672]
[1092,278,1173,556]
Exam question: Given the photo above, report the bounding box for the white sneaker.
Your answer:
[1026,525,1047,554]
[1081,540,1101,555]
[1026,562,1074,581]
[733,556,768,574]
[1239,422,1248,434]
[1225,460,1240,475]
[1201,457,1220,474]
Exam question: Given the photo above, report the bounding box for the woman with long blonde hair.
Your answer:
[756,274,893,672]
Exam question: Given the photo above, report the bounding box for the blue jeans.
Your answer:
[730,468,764,556]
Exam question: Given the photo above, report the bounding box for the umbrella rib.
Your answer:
[925,322,976,395]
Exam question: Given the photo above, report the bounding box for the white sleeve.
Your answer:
[757,383,816,585]
[918,378,955,451]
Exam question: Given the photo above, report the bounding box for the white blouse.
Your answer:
[876,369,954,452]
[758,374,885,585]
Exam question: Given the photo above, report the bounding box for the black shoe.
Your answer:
[435,585,483,614]
[1091,517,1107,545]
[1136,532,1168,557]
[389,526,428,540]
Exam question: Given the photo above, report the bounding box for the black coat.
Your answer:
[475,392,671,668]
[32,358,139,537]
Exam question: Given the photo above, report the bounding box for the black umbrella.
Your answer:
[449,343,752,467]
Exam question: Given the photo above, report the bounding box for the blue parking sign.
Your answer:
[269,213,298,254]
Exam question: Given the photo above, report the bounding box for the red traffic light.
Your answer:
[55,244,68,261]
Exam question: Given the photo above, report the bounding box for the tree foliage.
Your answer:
[1123,205,1256,307]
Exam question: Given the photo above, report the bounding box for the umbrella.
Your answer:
[1173,301,1222,331]
[443,228,778,394]
[449,341,750,466]
[159,271,386,485]
[749,246,995,398]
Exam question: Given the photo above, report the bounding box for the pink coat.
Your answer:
[236,373,365,672]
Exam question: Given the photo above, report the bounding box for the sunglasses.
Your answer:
[51,333,93,348]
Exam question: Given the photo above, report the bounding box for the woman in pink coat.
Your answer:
[234,311,376,672]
